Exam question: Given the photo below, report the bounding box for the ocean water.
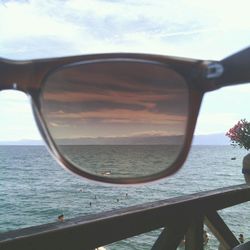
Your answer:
[59,145,180,178]
[0,145,250,249]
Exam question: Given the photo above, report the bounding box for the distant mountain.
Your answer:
[192,133,230,145]
[56,135,184,145]
[0,133,230,145]
[0,140,44,145]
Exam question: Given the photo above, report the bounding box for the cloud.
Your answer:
[44,90,182,111]
[129,130,174,137]
[219,84,250,94]
[0,90,41,140]
[1,0,250,59]
[49,108,186,124]
[195,113,243,134]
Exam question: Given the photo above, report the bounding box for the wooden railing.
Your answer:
[0,184,250,250]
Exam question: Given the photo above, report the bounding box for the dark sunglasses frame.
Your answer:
[0,47,250,184]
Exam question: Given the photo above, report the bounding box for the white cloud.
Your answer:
[195,113,241,134]
[1,0,250,59]
[0,91,41,140]
[1,1,85,44]
[195,84,250,135]
[219,84,250,94]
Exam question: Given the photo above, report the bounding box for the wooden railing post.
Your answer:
[205,212,239,249]
[151,216,189,250]
[185,214,204,250]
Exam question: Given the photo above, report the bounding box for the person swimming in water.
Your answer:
[57,214,64,222]
[203,230,209,245]
[239,234,244,243]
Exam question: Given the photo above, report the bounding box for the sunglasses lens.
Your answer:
[40,59,189,182]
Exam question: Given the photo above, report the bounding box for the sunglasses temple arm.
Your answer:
[215,46,250,88]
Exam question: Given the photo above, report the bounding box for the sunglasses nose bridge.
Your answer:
[0,59,33,92]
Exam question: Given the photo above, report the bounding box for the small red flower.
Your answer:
[226,119,250,150]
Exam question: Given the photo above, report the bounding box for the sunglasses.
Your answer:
[1,47,249,184]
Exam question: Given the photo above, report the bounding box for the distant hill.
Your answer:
[0,133,230,146]
[0,140,44,145]
[56,134,184,145]
[192,133,230,145]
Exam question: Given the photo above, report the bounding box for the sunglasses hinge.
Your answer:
[204,61,224,79]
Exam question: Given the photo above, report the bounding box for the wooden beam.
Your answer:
[205,211,239,249]
[151,216,190,250]
[185,214,204,250]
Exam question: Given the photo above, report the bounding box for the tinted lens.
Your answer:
[40,59,189,181]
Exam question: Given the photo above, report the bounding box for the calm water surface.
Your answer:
[0,145,249,249]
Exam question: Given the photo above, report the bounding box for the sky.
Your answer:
[0,0,250,141]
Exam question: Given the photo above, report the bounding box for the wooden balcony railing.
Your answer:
[0,184,250,250]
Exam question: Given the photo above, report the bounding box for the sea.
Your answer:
[0,145,250,249]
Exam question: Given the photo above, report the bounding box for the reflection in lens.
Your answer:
[40,60,189,180]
